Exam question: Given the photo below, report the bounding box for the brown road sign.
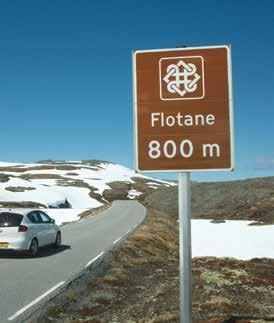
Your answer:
[133,45,234,172]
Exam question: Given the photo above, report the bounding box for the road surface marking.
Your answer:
[8,281,65,321]
[113,236,122,245]
[85,251,104,268]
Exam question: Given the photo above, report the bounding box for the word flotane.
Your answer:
[151,112,215,127]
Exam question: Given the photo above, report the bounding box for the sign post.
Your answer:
[133,45,234,322]
[179,172,192,323]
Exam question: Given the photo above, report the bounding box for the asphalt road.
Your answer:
[0,201,146,323]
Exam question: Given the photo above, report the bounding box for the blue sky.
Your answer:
[0,0,273,181]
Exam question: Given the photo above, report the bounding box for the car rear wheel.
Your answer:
[29,238,38,257]
[54,232,61,249]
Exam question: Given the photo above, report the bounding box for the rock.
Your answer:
[102,189,129,202]
[0,201,47,208]
[0,174,10,183]
[210,219,226,224]
[89,190,106,204]
[107,181,131,191]
[5,186,36,192]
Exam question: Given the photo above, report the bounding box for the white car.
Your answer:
[0,209,61,257]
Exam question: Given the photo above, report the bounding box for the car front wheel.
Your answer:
[54,232,61,249]
[29,238,38,257]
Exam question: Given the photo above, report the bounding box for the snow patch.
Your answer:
[191,219,274,260]
[46,209,84,225]
[127,190,143,199]
[0,161,172,209]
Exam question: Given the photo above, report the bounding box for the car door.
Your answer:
[38,211,55,245]
[27,211,47,246]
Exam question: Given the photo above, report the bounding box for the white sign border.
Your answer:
[132,45,235,173]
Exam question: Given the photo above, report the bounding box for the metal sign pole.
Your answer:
[178,172,192,323]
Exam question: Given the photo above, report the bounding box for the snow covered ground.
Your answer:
[0,161,174,209]
[46,209,85,225]
[127,189,143,199]
[48,209,274,260]
[192,219,274,260]
[0,161,273,260]
[0,160,174,227]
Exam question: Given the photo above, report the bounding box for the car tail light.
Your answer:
[18,225,28,232]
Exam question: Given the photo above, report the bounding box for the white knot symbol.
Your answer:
[163,60,200,97]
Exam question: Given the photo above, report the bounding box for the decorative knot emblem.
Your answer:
[163,60,201,97]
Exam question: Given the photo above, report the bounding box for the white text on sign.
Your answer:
[151,112,215,127]
[148,140,220,159]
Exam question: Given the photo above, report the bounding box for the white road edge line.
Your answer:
[113,236,122,245]
[85,251,104,268]
[8,281,65,321]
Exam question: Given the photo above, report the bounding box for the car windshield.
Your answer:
[0,212,23,227]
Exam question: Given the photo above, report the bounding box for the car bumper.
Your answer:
[0,239,30,251]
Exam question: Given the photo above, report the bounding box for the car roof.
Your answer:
[0,208,47,216]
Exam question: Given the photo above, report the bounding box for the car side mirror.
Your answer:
[50,218,55,223]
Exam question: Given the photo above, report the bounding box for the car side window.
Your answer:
[27,211,42,224]
[39,211,51,224]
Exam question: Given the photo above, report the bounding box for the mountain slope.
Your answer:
[0,160,174,210]
[144,176,274,223]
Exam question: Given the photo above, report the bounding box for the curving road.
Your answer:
[0,201,146,323]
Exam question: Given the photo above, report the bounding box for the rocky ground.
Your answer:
[143,177,274,224]
[36,206,274,323]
